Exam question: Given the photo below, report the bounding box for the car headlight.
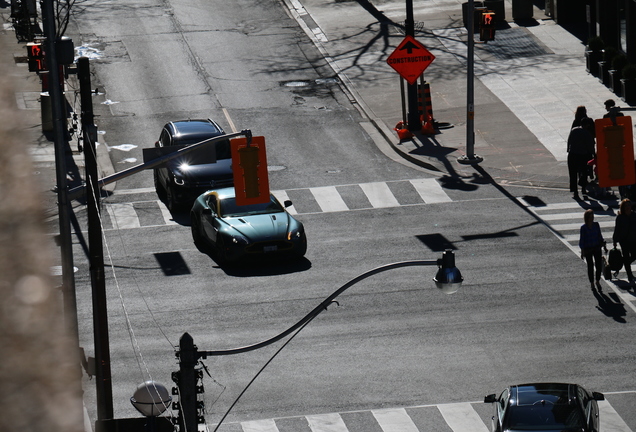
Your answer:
[287,228,303,241]
[231,234,249,245]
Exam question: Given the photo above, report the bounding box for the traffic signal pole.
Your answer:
[458,0,483,165]
[405,0,422,131]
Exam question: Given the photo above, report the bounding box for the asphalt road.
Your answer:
[60,0,636,430]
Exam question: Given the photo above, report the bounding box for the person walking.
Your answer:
[579,209,606,286]
[567,117,596,199]
[612,198,636,282]
[571,105,588,129]
[603,99,624,119]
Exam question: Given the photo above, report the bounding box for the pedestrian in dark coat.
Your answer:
[567,117,595,199]
[579,209,605,286]
[612,198,636,281]
[571,105,588,129]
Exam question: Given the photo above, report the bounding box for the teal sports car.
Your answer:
[190,187,307,264]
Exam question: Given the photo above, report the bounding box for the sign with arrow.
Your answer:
[386,35,435,84]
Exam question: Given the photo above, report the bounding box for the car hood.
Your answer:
[223,213,291,241]
[170,158,233,181]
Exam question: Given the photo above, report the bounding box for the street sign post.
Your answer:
[386,35,435,85]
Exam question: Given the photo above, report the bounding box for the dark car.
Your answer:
[153,119,233,211]
[190,187,307,264]
[484,383,604,432]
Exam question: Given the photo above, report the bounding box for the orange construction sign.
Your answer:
[386,36,435,85]
[230,136,270,206]
[594,116,635,188]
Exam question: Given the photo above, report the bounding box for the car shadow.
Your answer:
[212,255,313,276]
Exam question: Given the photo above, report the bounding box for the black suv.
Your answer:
[153,119,233,211]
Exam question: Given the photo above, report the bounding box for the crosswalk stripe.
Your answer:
[360,182,400,208]
[311,186,349,212]
[372,408,419,432]
[272,190,297,215]
[410,178,452,203]
[105,203,140,229]
[598,400,633,432]
[306,413,348,432]
[158,201,178,225]
[241,418,279,432]
[437,403,490,432]
[551,220,615,231]
[540,211,615,221]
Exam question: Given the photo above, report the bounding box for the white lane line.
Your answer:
[598,399,633,432]
[310,186,349,212]
[241,418,280,432]
[306,413,348,432]
[437,403,490,432]
[410,178,452,203]
[360,182,400,208]
[271,190,297,215]
[372,408,419,432]
[105,203,140,229]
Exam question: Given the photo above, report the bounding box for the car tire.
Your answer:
[166,186,180,212]
[190,215,207,252]
[154,170,167,201]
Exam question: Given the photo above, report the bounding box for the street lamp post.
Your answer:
[173,250,463,432]
[130,381,172,432]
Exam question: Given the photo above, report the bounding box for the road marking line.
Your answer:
[360,182,400,208]
[437,403,490,432]
[241,418,279,432]
[157,201,178,225]
[222,108,238,133]
[551,220,615,231]
[410,178,452,203]
[271,190,297,215]
[306,413,348,432]
[540,211,616,221]
[311,186,349,212]
[598,399,633,432]
[372,408,419,432]
[105,203,140,229]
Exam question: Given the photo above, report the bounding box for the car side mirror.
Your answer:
[284,200,293,208]
[592,391,605,401]
[155,141,160,147]
[202,208,212,215]
[484,394,497,403]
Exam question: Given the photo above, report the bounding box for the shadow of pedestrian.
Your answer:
[592,284,627,323]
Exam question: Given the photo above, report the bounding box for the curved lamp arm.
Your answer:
[198,252,461,358]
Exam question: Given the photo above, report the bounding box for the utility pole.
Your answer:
[78,56,114,422]
[405,0,422,131]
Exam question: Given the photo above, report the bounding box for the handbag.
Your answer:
[608,247,623,272]
[603,255,612,280]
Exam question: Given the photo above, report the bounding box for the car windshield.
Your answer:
[219,197,284,217]
[506,386,584,431]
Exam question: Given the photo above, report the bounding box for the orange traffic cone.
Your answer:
[395,121,414,140]
[421,115,435,135]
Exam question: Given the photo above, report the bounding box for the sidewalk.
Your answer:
[290,0,625,189]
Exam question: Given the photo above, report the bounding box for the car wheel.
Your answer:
[294,233,307,258]
[166,186,180,212]
[190,215,207,252]
[154,170,166,201]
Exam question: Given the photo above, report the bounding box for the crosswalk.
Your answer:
[517,197,619,252]
[91,178,452,230]
[210,396,634,432]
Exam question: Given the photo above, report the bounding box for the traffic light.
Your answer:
[230,136,270,206]
[479,11,496,42]
[26,42,46,72]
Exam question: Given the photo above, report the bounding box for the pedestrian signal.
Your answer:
[230,136,270,206]
[594,116,636,188]
[27,42,46,72]
[479,11,496,42]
